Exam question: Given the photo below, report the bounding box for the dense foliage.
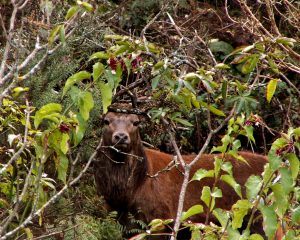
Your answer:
[0,0,299,239]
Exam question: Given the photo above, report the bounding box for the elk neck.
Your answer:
[95,138,148,210]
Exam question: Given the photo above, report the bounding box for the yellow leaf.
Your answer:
[266,79,280,103]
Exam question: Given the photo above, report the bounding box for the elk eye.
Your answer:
[104,119,110,125]
[133,121,140,126]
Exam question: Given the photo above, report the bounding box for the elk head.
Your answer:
[102,111,141,153]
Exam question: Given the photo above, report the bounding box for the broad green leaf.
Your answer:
[241,54,259,74]
[291,206,300,225]
[89,51,109,60]
[208,105,225,117]
[267,150,281,171]
[279,167,294,194]
[221,174,242,198]
[231,200,252,229]
[48,25,62,45]
[212,208,229,228]
[286,153,299,180]
[271,183,288,218]
[93,62,104,81]
[65,6,79,20]
[181,204,204,221]
[79,91,94,121]
[34,103,62,129]
[60,133,70,154]
[149,219,172,232]
[221,161,233,176]
[56,151,69,183]
[211,187,222,198]
[245,175,262,201]
[201,186,212,209]
[63,71,91,96]
[208,40,234,55]
[266,79,279,103]
[191,169,214,182]
[74,113,87,146]
[98,82,112,113]
[244,125,255,143]
[259,205,277,239]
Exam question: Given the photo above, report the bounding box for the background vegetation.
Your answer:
[0,0,299,239]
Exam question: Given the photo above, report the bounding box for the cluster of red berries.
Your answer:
[108,54,142,73]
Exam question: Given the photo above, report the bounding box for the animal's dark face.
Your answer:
[102,112,141,152]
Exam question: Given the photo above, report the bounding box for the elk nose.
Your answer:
[113,132,129,144]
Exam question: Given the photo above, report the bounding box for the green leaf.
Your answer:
[286,153,299,180]
[201,186,212,209]
[291,206,300,225]
[266,79,279,103]
[74,113,87,146]
[57,151,69,183]
[221,80,227,100]
[59,25,65,46]
[93,62,104,82]
[221,174,242,198]
[267,57,279,74]
[89,51,109,60]
[12,87,29,98]
[279,167,294,194]
[267,150,281,171]
[113,45,129,56]
[275,37,296,47]
[241,54,259,74]
[271,183,289,218]
[212,208,230,228]
[79,91,94,121]
[173,117,193,127]
[231,200,252,229]
[151,75,160,89]
[60,133,70,154]
[215,63,231,69]
[245,175,262,201]
[104,34,129,41]
[34,103,62,129]
[181,205,204,221]
[48,25,62,45]
[249,234,264,240]
[244,125,255,143]
[208,105,225,117]
[211,187,222,198]
[77,1,93,12]
[98,82,112,114]
[191,169,214,182]
[65,6,79,20]
[23,228,33,240]
[208,40,234,55]
[153,61,164,70]
[259,205,277,239]
[63,71,91,96]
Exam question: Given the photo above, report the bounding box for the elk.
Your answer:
[94,110,269,237]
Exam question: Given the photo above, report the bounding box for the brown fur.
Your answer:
[94,112,267,231]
